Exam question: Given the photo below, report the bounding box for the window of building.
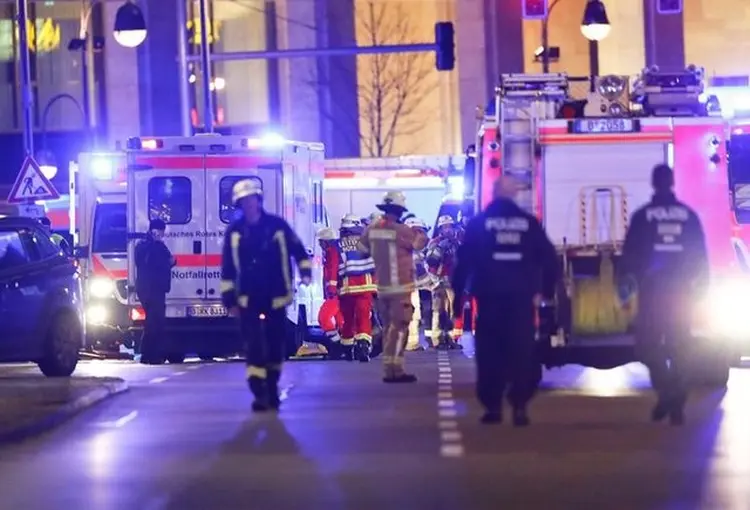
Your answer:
[220,175,261,223]
[186,0,273,129]
[149,177,192,225]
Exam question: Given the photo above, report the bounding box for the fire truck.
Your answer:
[124,134,326,363]
[324,155,465,228]
[466,67,750,387]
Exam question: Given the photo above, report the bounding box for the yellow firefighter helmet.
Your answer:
[232,179,263,204]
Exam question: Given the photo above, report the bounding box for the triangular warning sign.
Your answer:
[7,156,60,203]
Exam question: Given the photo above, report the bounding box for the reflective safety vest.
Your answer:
[337,235,377,295]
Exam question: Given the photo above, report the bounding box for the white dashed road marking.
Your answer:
[148,376,169,384]
[436,350,465,458]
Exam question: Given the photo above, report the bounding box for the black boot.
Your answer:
[268,370,281,410]
[651,399,670,422]
[512,408,530,427]
[353,340,371,363]
[383,373,418,383]
[248,377,269,412]
[669,407,684,426]
[481,410,502,424]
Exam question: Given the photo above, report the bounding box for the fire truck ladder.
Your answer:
[497,73,568,215]
[578,185,629,252]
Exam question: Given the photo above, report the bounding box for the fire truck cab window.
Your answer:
[148,177,192,225]
[220,176,262,223]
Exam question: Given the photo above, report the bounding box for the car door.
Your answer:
[0,227,42,357]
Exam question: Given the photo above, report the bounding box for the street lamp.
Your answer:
[113,1,147,48]
[580,0,611,42]
[540,0,611,73]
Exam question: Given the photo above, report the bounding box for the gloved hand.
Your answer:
[617,275,637,304]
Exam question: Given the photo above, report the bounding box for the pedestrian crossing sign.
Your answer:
[7,155,60,203]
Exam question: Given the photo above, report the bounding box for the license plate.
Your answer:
[186,305,228,318]
[572,118,636,134]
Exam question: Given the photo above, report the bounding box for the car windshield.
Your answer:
[92,203,126,253]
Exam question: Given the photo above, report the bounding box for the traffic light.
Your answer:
[435,21,455,71]
[656,0,682,14]
[522,0,548,20]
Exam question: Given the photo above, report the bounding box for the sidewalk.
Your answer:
[0,374,128,443]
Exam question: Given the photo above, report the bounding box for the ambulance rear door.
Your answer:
[126,153,206,317]
[204,154,283,301]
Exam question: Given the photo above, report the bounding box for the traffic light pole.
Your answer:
[183,43,437,63]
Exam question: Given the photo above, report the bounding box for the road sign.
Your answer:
[7,155,60,203]
[17,203,45,218]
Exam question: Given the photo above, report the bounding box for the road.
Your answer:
[0,342,748,510]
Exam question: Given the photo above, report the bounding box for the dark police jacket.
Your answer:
[452,198,559,301]
[619,192,709,292]
[220,211,312,311]
[134,236,174,300]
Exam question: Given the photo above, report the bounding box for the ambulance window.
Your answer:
[148,177,192,225]
[312,181,324,223]
[220,176,262,223]
[92,203,127,253]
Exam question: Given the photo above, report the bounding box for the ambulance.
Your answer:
[323,155,465,228]
[124,134,326,362]
[467,67,750,387]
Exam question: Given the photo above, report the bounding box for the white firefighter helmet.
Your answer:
[340,213,363,230]
[437,215,454,229]
[377,190,407,211]
[317,227,337,241]
[404,216,427,230]
[232,179,263,204]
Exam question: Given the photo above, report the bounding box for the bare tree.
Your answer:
[357,1,437,157]
[309,1,438,157]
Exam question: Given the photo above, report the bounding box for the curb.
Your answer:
[0,380,130,445]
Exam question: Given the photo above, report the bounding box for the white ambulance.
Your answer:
[66,153,132,355]
[124,134,326,362]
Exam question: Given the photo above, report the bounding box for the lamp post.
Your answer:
[580,0,611,90]
[541,0,611,79]
[15,0,147,164]
[37,93,87,180]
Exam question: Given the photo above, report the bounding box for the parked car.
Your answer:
[0,216,84,376]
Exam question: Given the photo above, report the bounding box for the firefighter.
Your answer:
[452,177,558,426]
[318,227,345,352]
[404,216,433,351]
[337,214,378,362]
[359,191,428,383]
[426,215,463,349]
[220,179,312,412]
[618,164,709,426]
[362,211,383,227]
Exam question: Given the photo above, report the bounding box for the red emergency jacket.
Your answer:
[338,234,377,295]
[322,243,340,297]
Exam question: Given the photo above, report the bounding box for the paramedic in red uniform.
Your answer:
[220,179,312,412]
[618,164,709,426]
[426,215,463,349]
[317,227,345,351]
[337,214,377,362]
[452,177,558,426]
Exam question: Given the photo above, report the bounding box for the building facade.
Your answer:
[0,0,748,185]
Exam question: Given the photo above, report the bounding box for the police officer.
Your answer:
[452,177,558,426]
[39,217,71,254]
[619,164,709,426]
[220,179,312,412]
[134,218,175,365]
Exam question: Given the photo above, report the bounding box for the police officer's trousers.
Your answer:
[636,293,690,412]
[241,307,286,404]
[140,294,166,362]
[474,297,540,412]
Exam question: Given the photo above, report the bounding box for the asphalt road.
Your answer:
[0,343,748,510]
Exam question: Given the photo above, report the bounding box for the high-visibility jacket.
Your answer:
[337,234,377,295]
[321,242,340,297]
